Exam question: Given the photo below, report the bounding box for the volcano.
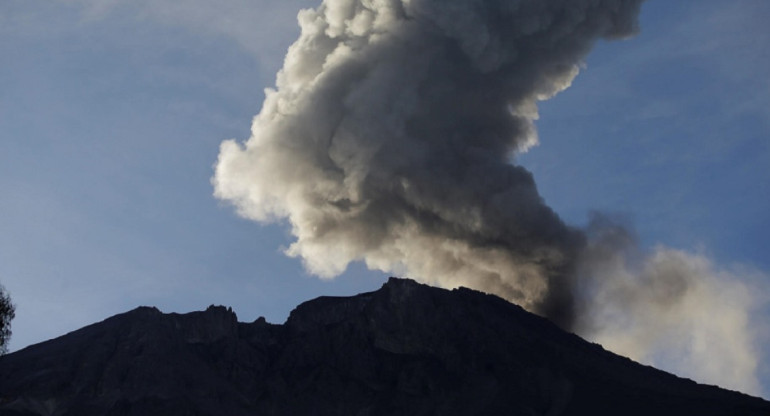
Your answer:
[0,278,767,415]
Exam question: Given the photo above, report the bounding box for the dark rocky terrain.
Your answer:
[1,277,768,415]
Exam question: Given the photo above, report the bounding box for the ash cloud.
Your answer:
[213,0,764,395]
[214,0,643,326]
[576,214,763,394]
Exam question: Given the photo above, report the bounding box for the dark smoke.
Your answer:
[214,0,762,394]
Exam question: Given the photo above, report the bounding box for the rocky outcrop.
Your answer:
[1,278,768,415]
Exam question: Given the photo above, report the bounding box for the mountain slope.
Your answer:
[1,278,768,415]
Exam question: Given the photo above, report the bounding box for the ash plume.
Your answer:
[213,0,764,394]
[575,214,763,394]
[214,0,643,326]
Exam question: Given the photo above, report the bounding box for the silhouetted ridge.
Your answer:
[1,278,767,415]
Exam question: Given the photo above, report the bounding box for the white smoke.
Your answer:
[577,215,765,395]
[215,0,644,323]
[213,0,765,395]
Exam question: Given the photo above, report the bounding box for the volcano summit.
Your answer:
[0,278,767,415]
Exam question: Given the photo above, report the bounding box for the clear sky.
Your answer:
[1,0,768,396]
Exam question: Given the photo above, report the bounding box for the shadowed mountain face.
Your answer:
[0,278,768,415]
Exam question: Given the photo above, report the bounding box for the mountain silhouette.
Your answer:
[1,277,768,415]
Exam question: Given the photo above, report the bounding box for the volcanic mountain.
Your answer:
[0,278,767,415]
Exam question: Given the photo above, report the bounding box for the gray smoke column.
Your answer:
[214,0,642,328]
[213,0,764,394]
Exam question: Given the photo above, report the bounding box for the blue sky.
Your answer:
[1,0,768,395]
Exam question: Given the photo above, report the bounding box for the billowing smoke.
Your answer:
[213,0,764,395]
[214,0,642,326]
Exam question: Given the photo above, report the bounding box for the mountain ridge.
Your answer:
[1,277,768,415]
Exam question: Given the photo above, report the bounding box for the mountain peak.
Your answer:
[1,278,768,415]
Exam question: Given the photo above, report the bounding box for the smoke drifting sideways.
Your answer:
[213,0,766,395]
